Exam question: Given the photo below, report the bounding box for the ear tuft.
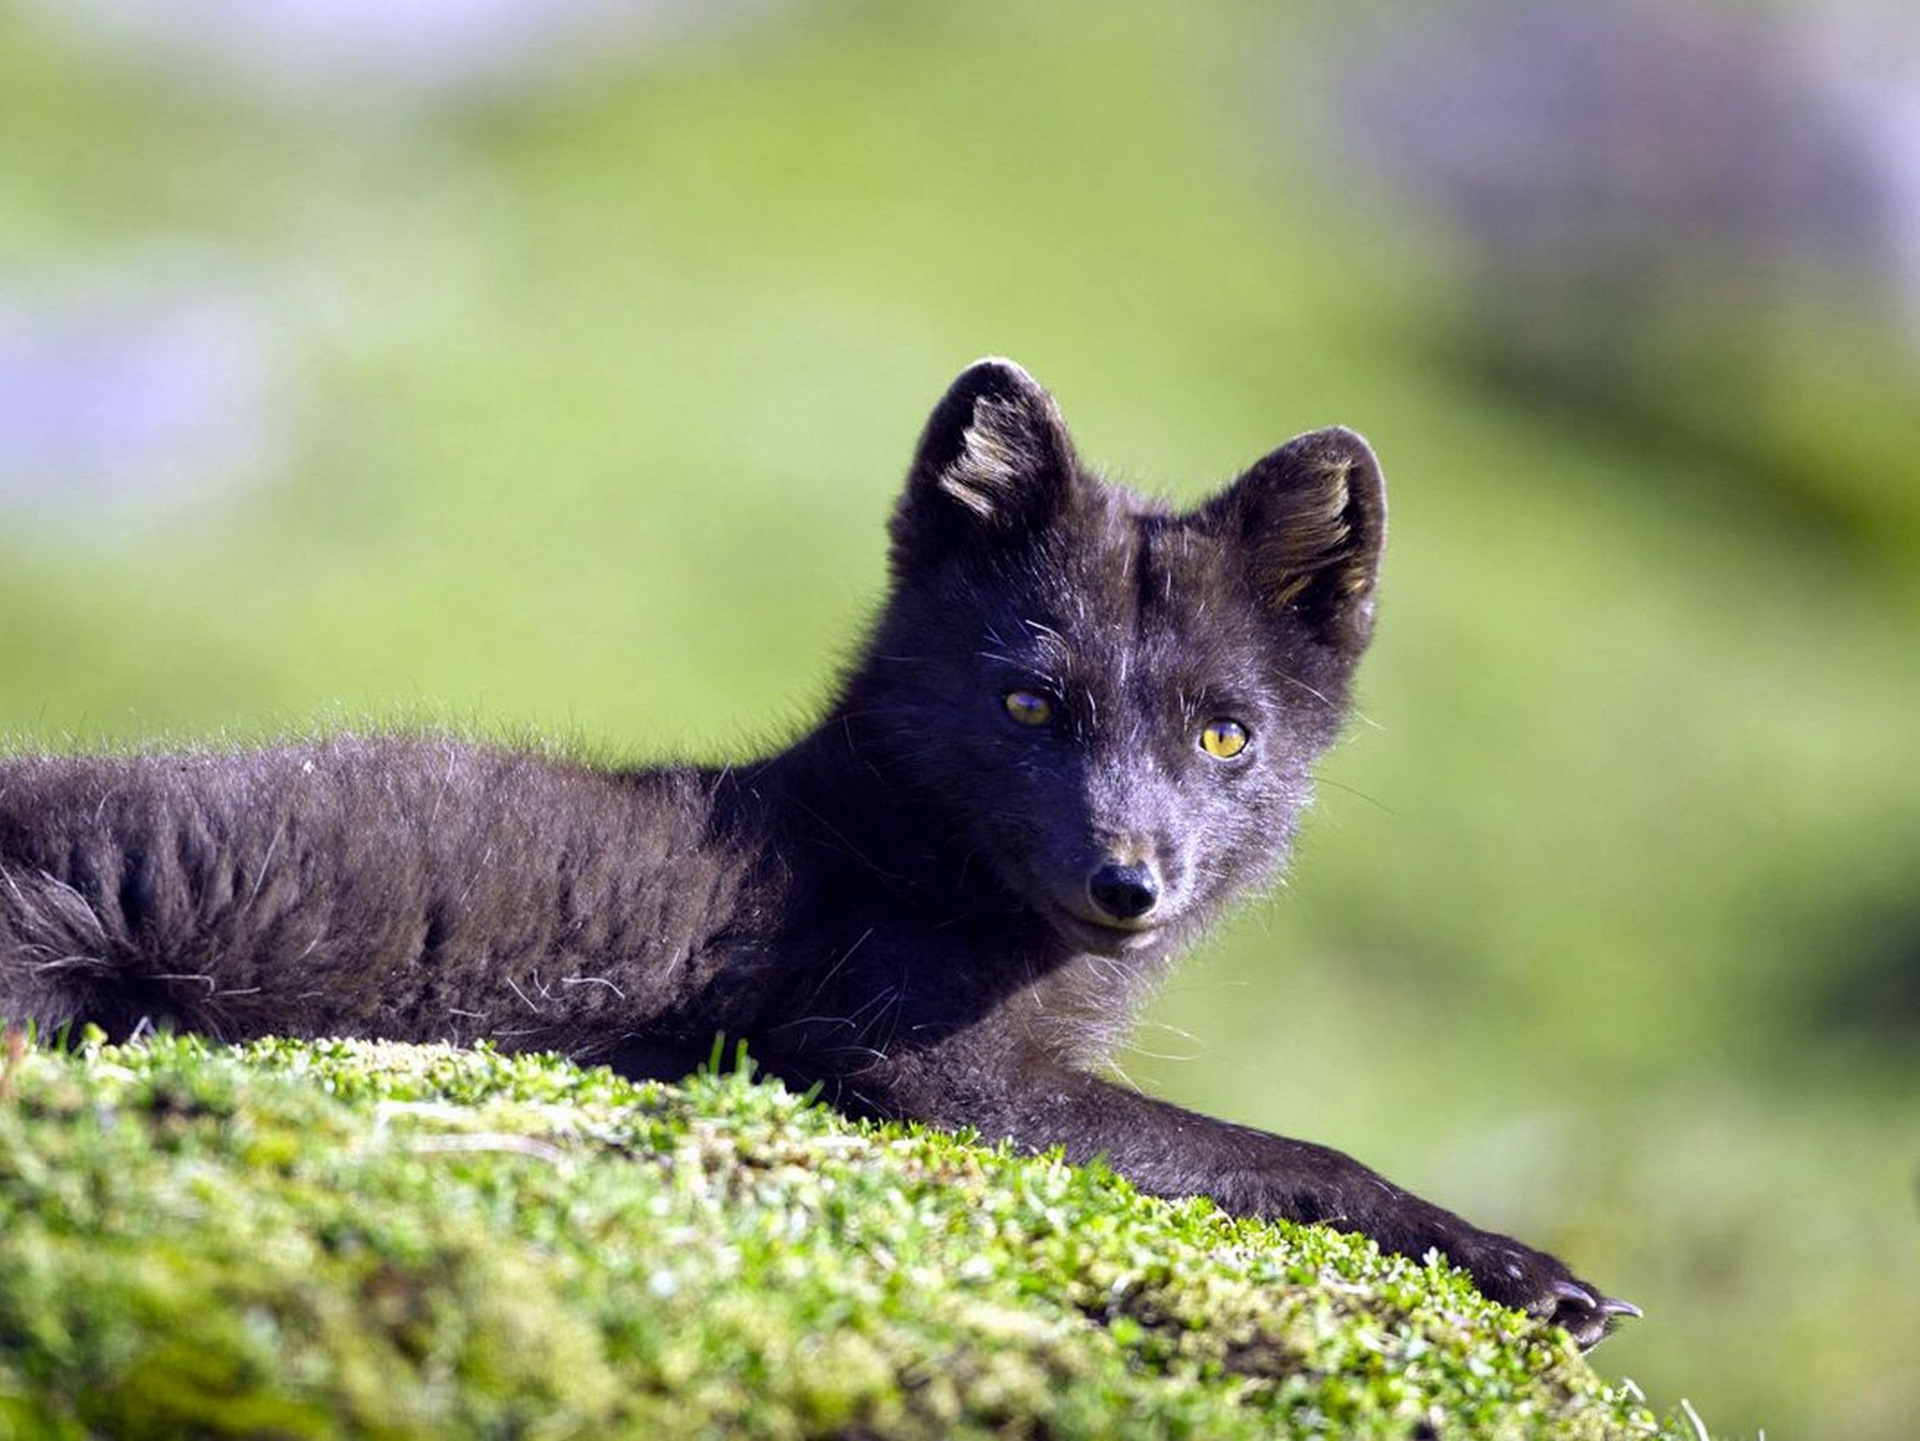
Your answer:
[897,359,1077,547]
[938,391,1041,520]
[1208,426,1387,651]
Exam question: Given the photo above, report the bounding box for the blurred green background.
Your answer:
[2,2,1915,1436]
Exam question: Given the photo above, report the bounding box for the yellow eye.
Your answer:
[1200,719,1249,759]
[1003,690,1054,726]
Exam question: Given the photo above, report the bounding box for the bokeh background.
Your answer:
[2,2,1916,1435]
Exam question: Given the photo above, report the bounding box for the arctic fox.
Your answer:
[0,358,1633,1344]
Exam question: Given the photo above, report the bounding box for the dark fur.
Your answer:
[0,359,1632,1344]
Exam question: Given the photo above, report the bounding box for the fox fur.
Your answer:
[0,358,1632,1344]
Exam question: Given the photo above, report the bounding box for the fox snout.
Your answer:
[1086,859,1160,924]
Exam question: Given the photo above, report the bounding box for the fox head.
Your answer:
[847,358,1385,958]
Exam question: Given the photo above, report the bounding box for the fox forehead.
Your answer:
[967,491,1280,707]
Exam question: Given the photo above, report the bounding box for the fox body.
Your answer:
[0,359,1631,1343]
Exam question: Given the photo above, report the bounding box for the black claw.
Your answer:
[1599,1297,1644,1319]
[1550,1279,1600,1308]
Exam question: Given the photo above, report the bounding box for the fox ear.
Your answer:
[894,358,1077,552]
[1208,426,1386,652]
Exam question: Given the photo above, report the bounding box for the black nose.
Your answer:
[1087,861,1160,922]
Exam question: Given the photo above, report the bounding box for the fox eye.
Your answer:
[1199,718,1249,759]
[1002,690,1054,727]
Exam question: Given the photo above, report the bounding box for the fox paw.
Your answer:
[1455,1235,1641,1350]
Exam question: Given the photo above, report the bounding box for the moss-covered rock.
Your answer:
[0,1034,1685,1439]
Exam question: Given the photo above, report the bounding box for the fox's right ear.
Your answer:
[892,358,1077,556]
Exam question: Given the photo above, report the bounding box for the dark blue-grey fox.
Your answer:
[0,359,1635,1343]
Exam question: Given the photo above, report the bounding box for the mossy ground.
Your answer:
[0,1034,1683,1439]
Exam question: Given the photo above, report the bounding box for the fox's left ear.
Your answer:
[892,358,1078,558]
[1206,426,1386,652]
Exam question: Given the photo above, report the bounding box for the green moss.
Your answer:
[0,1034,1687,1439]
